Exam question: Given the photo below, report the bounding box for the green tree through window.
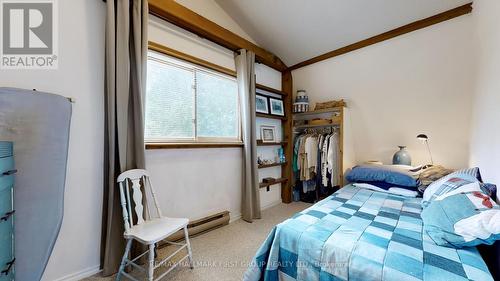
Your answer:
[145,51,240,143]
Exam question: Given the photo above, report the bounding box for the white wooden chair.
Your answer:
[116,169,193,281]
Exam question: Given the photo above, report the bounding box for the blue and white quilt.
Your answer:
[244,185,493,281]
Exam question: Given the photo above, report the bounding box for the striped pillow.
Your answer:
[423,177,473,207]
[422,167,482,207]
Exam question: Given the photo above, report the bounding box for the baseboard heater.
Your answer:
[158,211,230,248]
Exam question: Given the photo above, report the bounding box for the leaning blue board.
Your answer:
[0,142,15,281]
[244,185,493,281]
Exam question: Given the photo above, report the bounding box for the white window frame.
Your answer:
[145,51,242,144]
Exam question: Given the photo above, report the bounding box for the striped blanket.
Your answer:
[244,185,493,281]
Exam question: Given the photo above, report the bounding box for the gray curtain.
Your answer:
[102,0,148,276]
[235,49,261,222]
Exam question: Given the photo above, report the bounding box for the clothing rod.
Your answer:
[294,126,339,134]
[293,124,340,130]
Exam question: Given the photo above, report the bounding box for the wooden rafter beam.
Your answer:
[288,2,473,71]
[148,0,288,72]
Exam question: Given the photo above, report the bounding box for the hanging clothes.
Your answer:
[293,129,341,199]
[293,136,301,173]
[321,134,330,187]
[304,136,318,178]
[298,135,308,181]
[327,132,341,187]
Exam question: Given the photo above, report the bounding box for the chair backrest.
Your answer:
[117,169,163,231]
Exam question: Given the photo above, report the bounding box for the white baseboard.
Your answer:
[50,265,101,281]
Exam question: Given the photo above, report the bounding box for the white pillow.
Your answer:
[455,209,500,243]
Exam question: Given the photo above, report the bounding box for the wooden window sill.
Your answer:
[146,143,243,149]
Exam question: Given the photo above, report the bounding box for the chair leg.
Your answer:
[148,243,155,281]
[116,239,132,281]
[184,226,194,269]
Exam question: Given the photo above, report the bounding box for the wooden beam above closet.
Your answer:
[148,0,288,72]
[288,2,473,71]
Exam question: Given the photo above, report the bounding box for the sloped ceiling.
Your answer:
[215,0,470,66]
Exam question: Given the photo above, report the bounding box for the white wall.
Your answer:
[148,16,283,222]
[292,15,476,169]
[469,0,500,194]
[146,17,249,219]
[0,1,106,280]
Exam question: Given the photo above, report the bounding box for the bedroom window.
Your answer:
[145,51,240,144]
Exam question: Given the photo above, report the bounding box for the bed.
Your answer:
[244,184,494,281]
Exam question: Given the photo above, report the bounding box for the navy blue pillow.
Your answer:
[346,165,419,187]
[481,183,497,201]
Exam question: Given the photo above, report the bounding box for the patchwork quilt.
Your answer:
[244,185,493,281]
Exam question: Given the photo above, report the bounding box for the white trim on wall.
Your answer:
[51,265,101,281]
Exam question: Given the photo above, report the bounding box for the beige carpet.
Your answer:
[84,202,311,281]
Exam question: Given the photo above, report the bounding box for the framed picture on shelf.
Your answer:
[269,98,285,116]
[260,125,276,143]
[255,95,269,114]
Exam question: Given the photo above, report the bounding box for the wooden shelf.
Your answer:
[256,83,287,97]
[293,107,343,119]
[257,140,288,146]
[258,162,287,169]
[256,113,287,120]
[259,178,288,188]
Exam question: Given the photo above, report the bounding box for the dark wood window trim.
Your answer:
[146,42,288,150]
[147,42,244,149]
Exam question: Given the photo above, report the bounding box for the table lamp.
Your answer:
[417,134,434,165]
